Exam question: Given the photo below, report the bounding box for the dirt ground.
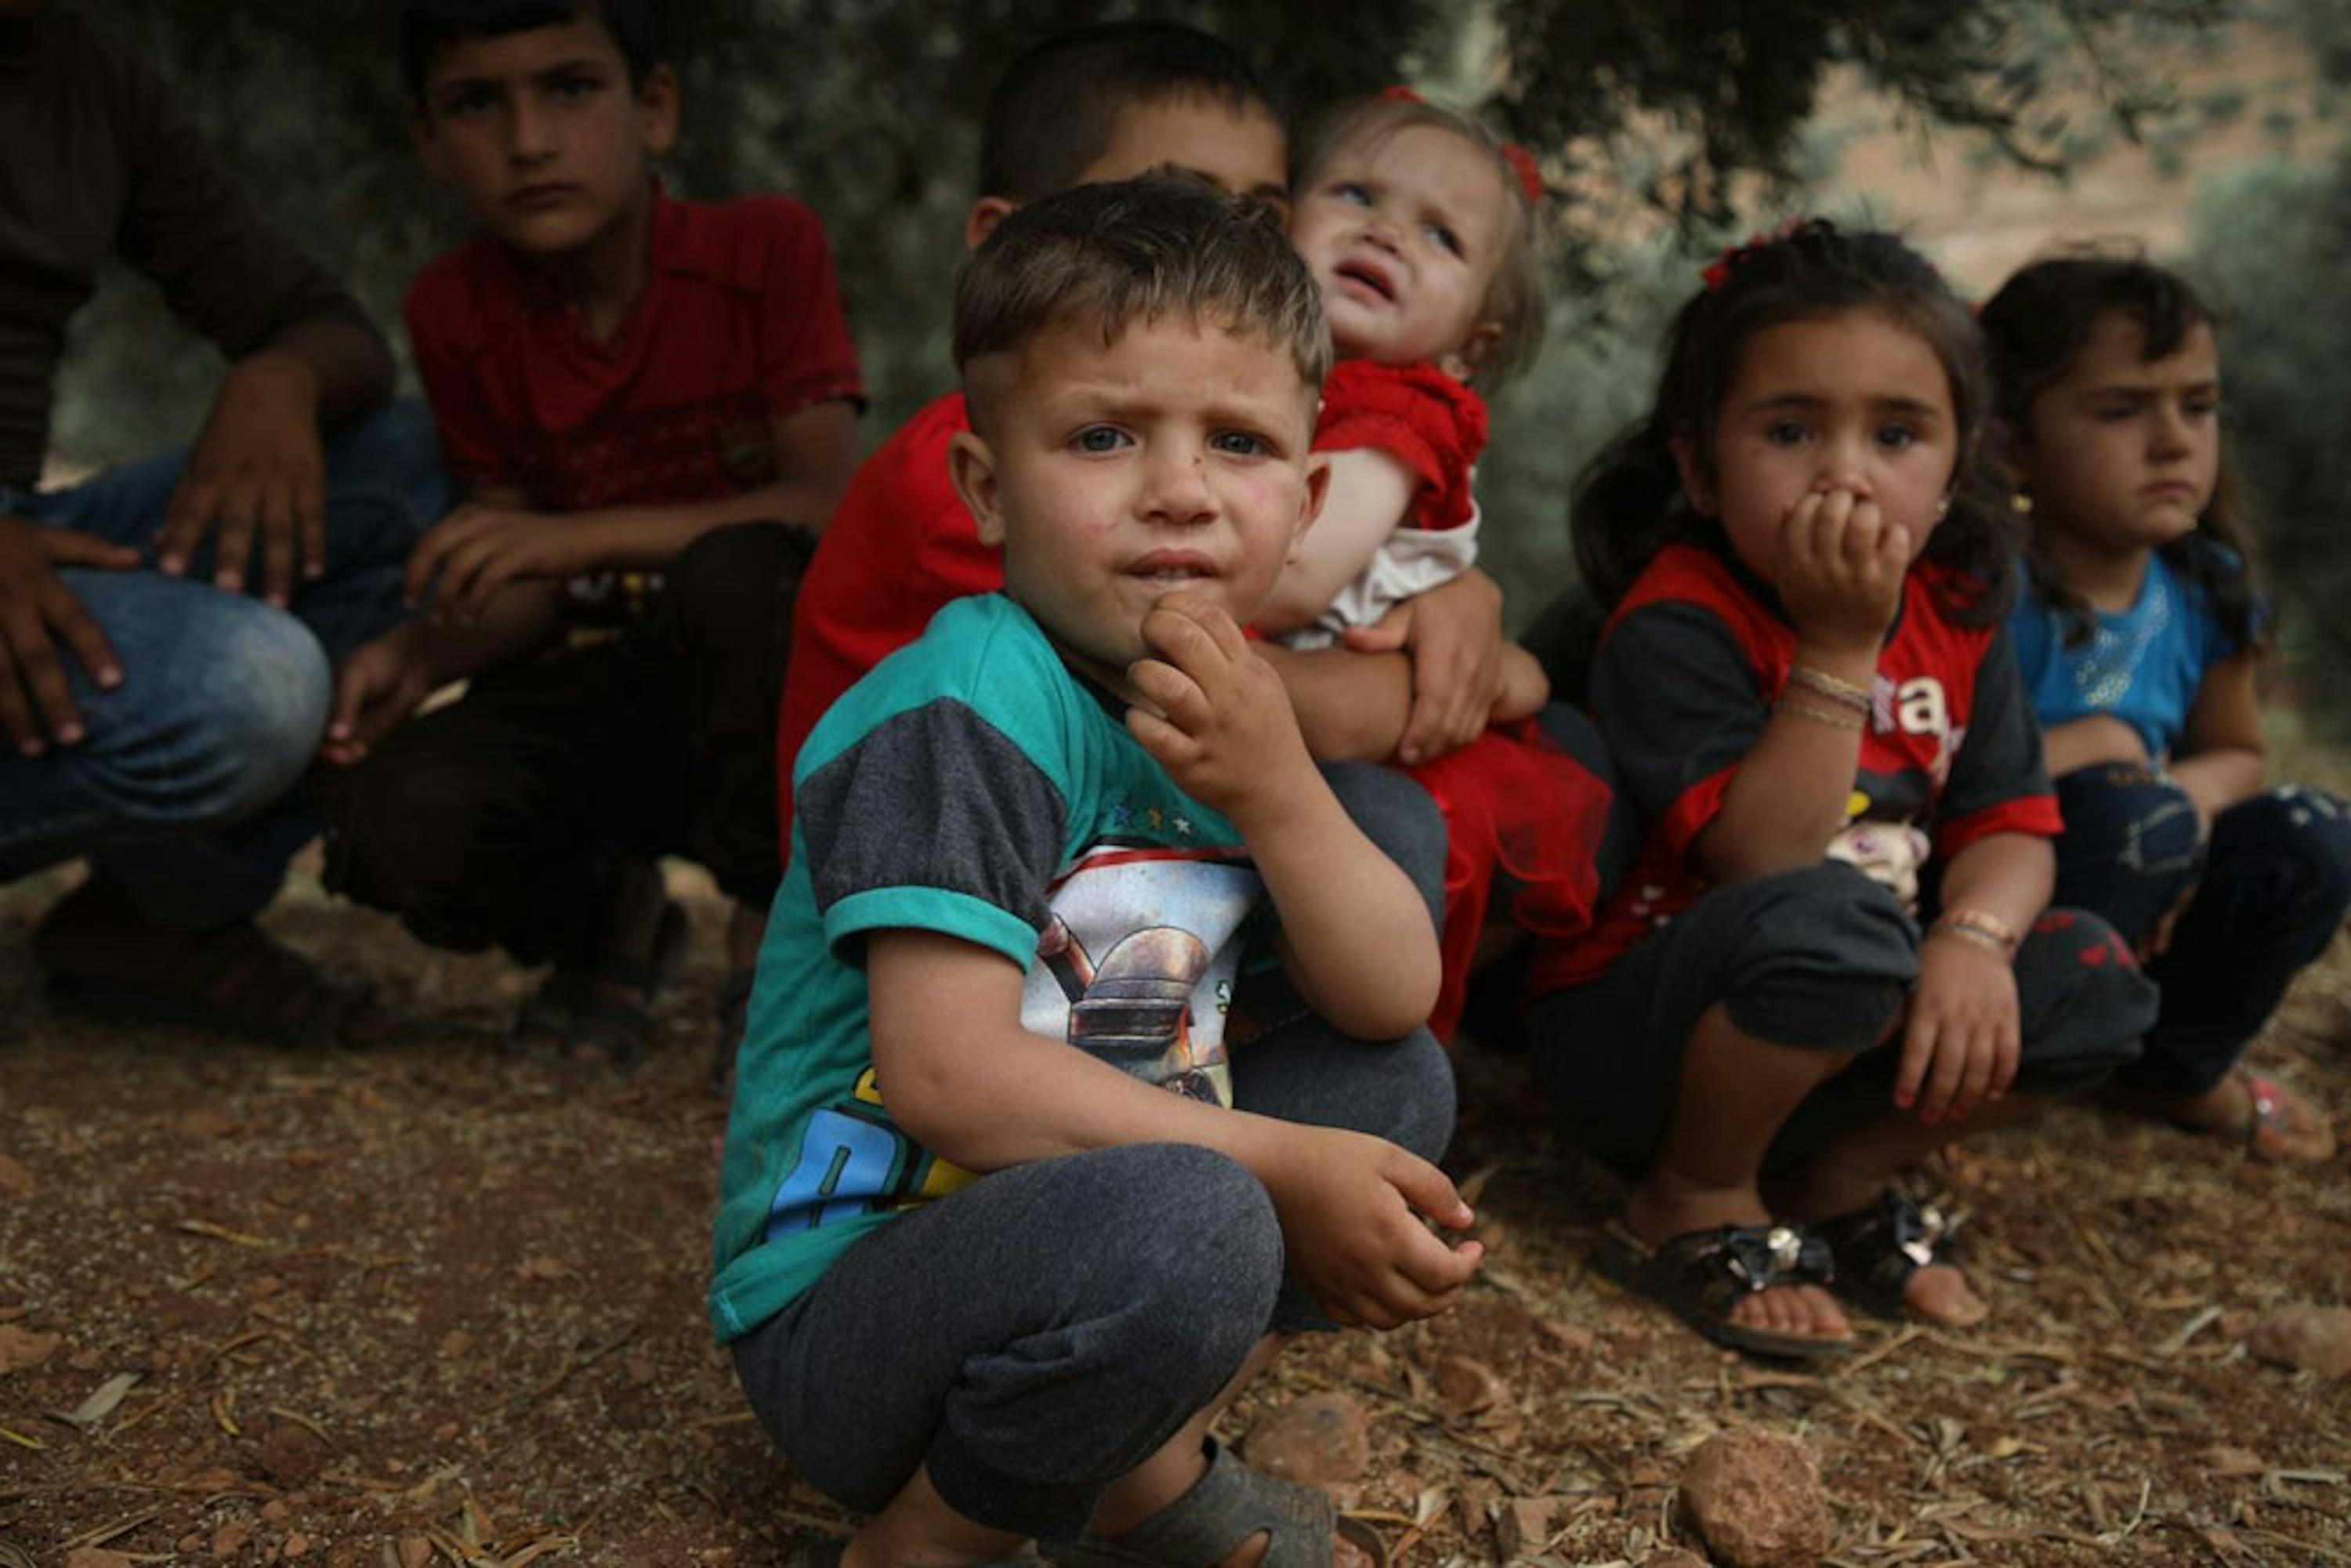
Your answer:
[2,844,2348,1568]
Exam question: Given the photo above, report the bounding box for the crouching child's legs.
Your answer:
[734,1143,1289,1565]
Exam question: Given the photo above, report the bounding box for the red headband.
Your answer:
[1375,85,1543,205]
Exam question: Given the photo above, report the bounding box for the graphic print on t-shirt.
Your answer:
[1023,842,1263,1106]
[759,838,1262,1244]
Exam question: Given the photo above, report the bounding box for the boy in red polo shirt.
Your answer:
[324,0,862,1059]
[777,24,1519,843]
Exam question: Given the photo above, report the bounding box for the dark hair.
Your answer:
[952,176,1330,427]
[397,0,656,103]
[1978,250,2260,653]
[1571,219,2013,626]
[1295,92,1545,390]
[977,23,1275,203]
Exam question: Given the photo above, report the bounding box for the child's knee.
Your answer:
[665,521,815,645]
[1082,1146,1284,1360]
[2056,767,2201,877]
[128,596,329,827]
[330,744,526,914]
[1716,864,1917,1053]
[2237,786,2351,916]
[2011,907,2155,1093]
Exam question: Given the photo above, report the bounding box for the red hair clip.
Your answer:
[1377,85,1425,104]
[1501,142,1543,204]
[1701,219,1808,290]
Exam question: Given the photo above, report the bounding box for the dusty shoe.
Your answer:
[34,878,382,1047]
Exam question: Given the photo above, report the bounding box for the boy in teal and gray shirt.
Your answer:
[712,177,1477,1568]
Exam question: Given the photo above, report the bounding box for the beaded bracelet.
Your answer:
[1929,905,2021,955]
[1774,697,1865,731]
[1925,921,2009,958]
[1786,664,1873,712]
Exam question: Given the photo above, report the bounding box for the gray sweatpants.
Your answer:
[730,764,1454,1541]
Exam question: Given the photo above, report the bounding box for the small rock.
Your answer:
[1536,1317,1596,1354]
[213,1522,252,1557]
[389,1538,433,1568]
[262,1501,292,1525]
[1241,1392,1369,1486]
[0,1323,60,1374]
[1493,1496,1563,1557]
[285,1534,311,1559]
[1434,1354,1506,1417]
[2248,1304,2351,1378]
[2204,1444,2266,1477]
[257,1421,330,1487]
[1678,1427,1831,1568]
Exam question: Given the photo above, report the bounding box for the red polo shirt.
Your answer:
[776,389,1003,831]
[404,187,863,514]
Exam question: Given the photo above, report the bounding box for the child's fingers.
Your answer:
[1139,600,1230,685]
[1836,498,1882,571]
[1393,1232,1483,1298]
[1385,1150,1473,1230]
[1122,703,1191,766]
[1918,1014,1974,1124]
[1989,1010,2021,1102]
[1157,590,1252,662]
[1948,1021,1995,1121]
[1779,489,1826,571]
[1893,1009,1937,1112]
[1125,656,1208,733]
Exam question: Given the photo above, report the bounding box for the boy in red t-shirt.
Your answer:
[778,23,1520,842]
[324,0,863,1060]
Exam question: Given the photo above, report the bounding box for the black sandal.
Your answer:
[511,898,688,1066]
[1042,1438,1386,1568]
[1813,1190,1960,1320]
[1641,1222,1855,1361]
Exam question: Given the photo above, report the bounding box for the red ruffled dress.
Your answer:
[1306,363,1616,1041]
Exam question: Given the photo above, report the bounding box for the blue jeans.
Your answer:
[0,402,450,926]
[2053,766,2351,1094]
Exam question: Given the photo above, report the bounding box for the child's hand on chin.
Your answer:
[1776,486,1911,656]
[1124,591,1317,826]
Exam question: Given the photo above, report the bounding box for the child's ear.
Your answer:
[637,63,681,158]
[1291,453,1333,562]
[963,198,1017,252]
[1443,320,1506,382]
[1668,429,1715,516]
[1983,416,2029,490]
[947,430,1006,547]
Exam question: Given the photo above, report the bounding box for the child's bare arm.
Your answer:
[2039,715,2150,775]
[1900,832,2051,1124]
[1252,640,1413,761]
[2168,651,2266,827]
[320,581,563,766]
[867,929,1479,1327]
[401,402,860,622]
[1252,448,1416,636]
[1696,490,1909,883]
[1125,595,1440,1041]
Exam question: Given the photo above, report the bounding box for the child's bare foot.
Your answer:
[2159,1070,2335,1162]
[1627,1180,1851,1353]
[1901,1263,1987,1326]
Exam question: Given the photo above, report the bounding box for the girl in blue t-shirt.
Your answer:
[1983,254,2351,1162]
